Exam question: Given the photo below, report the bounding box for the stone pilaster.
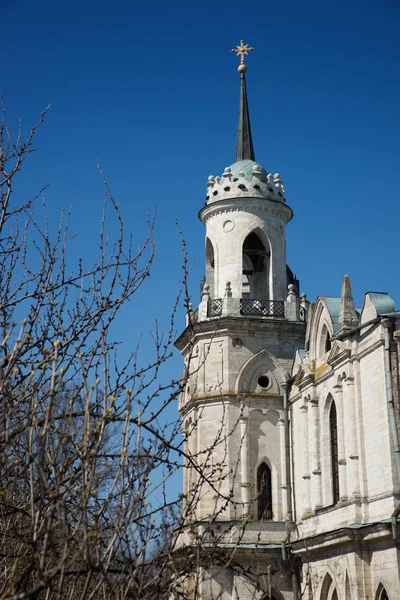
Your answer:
[334,384,348,502]
[309,396,322,511]
[300,403,312,517]
[239,414,250,517]
[278,415,287,519]
[344,375,360,499]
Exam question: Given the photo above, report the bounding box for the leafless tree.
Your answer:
[0,100,298,600]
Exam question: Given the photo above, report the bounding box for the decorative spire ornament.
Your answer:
[339,274,359,330]
[230,40,255,73]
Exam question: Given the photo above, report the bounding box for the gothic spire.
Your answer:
[236,73,255,162]
[230,40,255,162]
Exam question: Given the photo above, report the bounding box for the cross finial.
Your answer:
[230,40,255,74]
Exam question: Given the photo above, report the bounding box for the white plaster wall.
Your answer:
[195,399,232,519]
[291,398,308,518]
[197,564,293,600]
[358,342,398,501]
[370,544,400,600]
[201,566,234,600]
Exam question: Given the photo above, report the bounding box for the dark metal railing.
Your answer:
[240,298,285,318]
[190,308,199,324]
[207,298,223,317]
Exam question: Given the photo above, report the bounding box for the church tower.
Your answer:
[175,42,307,599]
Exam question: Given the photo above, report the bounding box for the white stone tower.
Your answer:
[175,41,307,599]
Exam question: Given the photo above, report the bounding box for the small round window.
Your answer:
[258,375,270,389]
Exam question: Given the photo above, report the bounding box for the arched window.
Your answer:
[376,584,389,600]
[257,462,272,520]
[319,324,332,356]
[205,238,215,298]
[242,232,269,299]
[330,401,340,504]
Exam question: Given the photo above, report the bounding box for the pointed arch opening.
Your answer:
[376,584,389,600]
[242,231,270,299]
[320,573,340,600]
[320,573,332,600]
[257,462,272,520]
[205,237,215,298]
[330,400,340,505]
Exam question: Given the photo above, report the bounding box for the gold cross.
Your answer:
[230,40,255,69]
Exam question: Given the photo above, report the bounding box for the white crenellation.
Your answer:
[206,164,286,204]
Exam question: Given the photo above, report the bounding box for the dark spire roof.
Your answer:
[235,72,255,162]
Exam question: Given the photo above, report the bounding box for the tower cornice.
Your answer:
[199,196,293,226]
[174,316,305,352]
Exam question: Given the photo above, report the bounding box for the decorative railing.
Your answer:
[207,298,223,317]
[240,298,285,318]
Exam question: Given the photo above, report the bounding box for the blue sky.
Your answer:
[2,0,400,393]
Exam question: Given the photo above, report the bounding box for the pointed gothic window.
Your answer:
[257,462,272,520]
[205,238,215,298]
[330,401,340,504]
[376,584,389,600]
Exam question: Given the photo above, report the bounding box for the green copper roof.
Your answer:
[366,292,396,315]
[223,159,268,182]
[320,296,341,333]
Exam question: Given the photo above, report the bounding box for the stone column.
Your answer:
[309,396,322,510]
[278,415,287,519]
[198,284,210,321]
[351,340,367,521]
[222,281,240,317]
[239,415,250,517]
[344,376,360,499]
[334,384,348,502]
[284,284,299,321]
[183,421,189,513]
[190,413,199,495]
[300,403,312,517]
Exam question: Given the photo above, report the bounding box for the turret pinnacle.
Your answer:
[339,275,359,330]
[231,40,255,162]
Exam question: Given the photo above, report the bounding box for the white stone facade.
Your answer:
[175,86,400,600]
[290,292,400,599]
